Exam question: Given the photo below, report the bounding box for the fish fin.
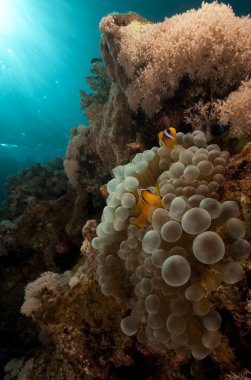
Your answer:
[132,205,153,228]
[155,181,160,197]
[158,131,164,146]
[132,212,148,228]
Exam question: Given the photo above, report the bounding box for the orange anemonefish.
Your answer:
[132,186,162,228]
[158,127,176,148]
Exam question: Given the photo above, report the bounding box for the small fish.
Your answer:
[100,184,109,199]
[132,186,162,228]
[218,124,228,134]
[158,127,176,148]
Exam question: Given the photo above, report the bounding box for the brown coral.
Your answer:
[100,3,251,118]
[215,79,251,139]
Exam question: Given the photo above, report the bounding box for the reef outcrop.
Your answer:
[0,158,68,220]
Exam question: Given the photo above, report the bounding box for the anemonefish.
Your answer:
[158,127,176,148]
[132,186,162,228]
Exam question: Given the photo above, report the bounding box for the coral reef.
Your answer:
[64,3,251,211]
[224,370,251,380]
[9,220,160,380]
[21,271,72,318]
[222,143,251,238]
[215,79,251,138]
[185,79,251,145]
[63,125,110,235]
[99,2,251,140]
[1,3,251,380]
[184,101,220,137]
[4,357,34,380]
[64,125,108,194]
[0,192,80,376]
[0,157,68,220]
[80,57,111,118]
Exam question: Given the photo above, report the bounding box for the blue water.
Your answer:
[0,0,250,203]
